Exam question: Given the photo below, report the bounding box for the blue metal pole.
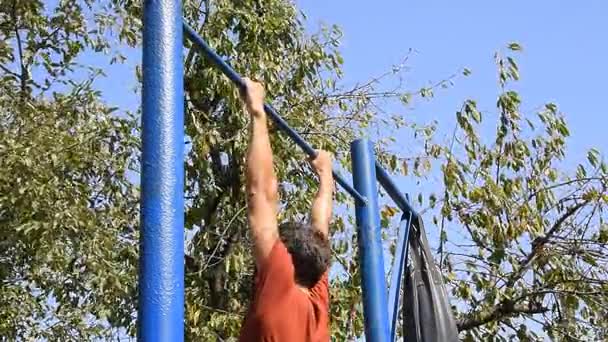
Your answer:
[182,23,365,204]
[375,161,419,221]
[139,0,184,341]
[388,213,412,342]
[351,139,390,342]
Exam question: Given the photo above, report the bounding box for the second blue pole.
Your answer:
[351,139,390,342]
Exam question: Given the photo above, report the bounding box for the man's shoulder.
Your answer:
[255,239,293,283]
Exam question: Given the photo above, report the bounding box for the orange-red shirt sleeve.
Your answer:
[309,271,329,309]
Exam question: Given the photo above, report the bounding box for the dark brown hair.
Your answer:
[278,221,331,288]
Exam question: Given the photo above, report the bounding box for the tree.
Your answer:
[0,0,140,339]
[2,0,606,341]
[428,46,608,340]
[1,0,416,339]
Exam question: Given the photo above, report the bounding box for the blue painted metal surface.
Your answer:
[183,22,365,204]
[139,0,184,341]
[375,161,419,221]
[183,23,245,88]
[351,139,391,342]
[388,212,412,341]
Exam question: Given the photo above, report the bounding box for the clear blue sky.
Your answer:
[296,0,607,158]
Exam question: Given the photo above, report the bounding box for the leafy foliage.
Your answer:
[0,1,140,339]
[1,1,606,341]
[428,46,608,340]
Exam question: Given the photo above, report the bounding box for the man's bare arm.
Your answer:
[243,79,278,268]
[310,151,334,238]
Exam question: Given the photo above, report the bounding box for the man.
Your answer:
[238,78,334,342]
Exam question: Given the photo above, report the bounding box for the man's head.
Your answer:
[279,221,331,288]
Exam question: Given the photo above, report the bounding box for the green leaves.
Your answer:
[432,44,608,340]
[496,44,522,88]
[506,57,520,81]
[3,1,606,340]
[464,99,481,123]
[0,84,139,339]
[587,148,601,167]
[507,42,523,51]
[599,225,608,243]
[420,87,433,98]
[0,0,142,339]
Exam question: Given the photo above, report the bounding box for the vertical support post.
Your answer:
[351,139,390,342]
[388,213,412,341]
[139,0,184,341]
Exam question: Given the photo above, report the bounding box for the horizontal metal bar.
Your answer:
[183,23,245,88]
[183,22,366,204]
[375,161,419,221]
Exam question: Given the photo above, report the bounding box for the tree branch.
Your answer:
[505,200,588,288]
[458,300,549,331]
[11,0,27,97]
[0,63,19,78]
[184,0,210,74]
[526,177,602,201]
[202,206,246,270]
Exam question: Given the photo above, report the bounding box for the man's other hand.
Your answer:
[241,78,265,116]
[309,150,333,178]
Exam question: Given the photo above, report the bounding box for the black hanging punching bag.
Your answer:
[403,216,459,342]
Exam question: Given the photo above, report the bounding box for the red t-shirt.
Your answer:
[239,240,330,342]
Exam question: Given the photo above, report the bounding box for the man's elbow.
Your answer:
[247,177,278,203]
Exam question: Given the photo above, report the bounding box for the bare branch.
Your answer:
[458,300,549,331]
[505,200,589,288]
[0,64,19,78]
[526,177,603,201]
[11,2,27,96]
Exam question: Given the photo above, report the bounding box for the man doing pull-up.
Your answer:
[238,78,334,342]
